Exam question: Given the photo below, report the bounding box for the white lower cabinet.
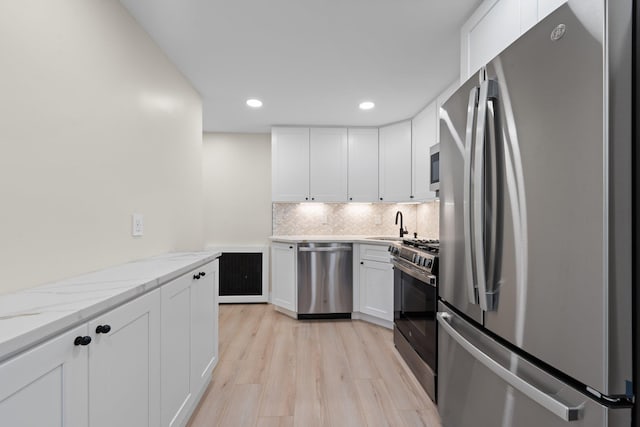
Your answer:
[359,259,394,322]
[0,324,88,427]
[161,260,219,427]
[0,259,218,427]
[190,260,219,396]
[354,244,394,326]
[161,274,193,427]
[89,288,161,427]
[271,242,297,313]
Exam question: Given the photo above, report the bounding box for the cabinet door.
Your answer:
[161,273,194,427]
[272,127,310,202]
[412,102,437,201]
[309,128,348,202]
[191,260,219,395]
[379,121,412,202]
[359,244,392,263]
[359,260,394,321]
[271,243,297,313]
[0,325,88,427]
[436,79,460,143]
[461,0,521,80]
[88,288,161,427]
[538,0,567,21]
[347,128,379,202]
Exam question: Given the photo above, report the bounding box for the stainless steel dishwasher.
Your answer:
[297,242,353,318]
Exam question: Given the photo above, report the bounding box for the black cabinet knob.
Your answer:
[74,336,92,346]
[305,197,309,200]
[193,274,200,280]
[199,271,206,277]
[96,325,111,334]
[289,246,293,249]
[380,197,383,201]
[410,195,414,199]
[360,261,364,265]
[349,197,353,201]
[311,197,315,200]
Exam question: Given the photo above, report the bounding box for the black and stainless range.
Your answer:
[390,238,439,402]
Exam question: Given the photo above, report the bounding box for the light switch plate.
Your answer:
[132,213,144,237]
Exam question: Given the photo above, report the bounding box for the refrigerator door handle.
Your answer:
[473,79,499,311]
[463,86,480,305]
[437,312,582,422]
[484,95,500,310]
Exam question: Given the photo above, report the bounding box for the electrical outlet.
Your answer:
[132,213,144,237]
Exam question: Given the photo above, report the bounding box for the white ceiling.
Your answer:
[119,0,482,133]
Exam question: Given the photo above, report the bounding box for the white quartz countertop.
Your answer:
[270,235,402,245]
[0,251,220,362]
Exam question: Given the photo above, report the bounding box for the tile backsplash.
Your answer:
[272,201,439,238]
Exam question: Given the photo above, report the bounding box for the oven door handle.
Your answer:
[391,259,436,287]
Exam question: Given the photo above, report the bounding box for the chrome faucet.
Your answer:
[395,211,408,238]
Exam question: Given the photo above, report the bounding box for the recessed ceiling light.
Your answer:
[359,101,375,110]
[246,98,263,108]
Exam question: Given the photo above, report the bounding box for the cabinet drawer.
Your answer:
[359,244,391,263]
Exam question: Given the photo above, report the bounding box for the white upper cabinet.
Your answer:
[461,0,522,80]
[272,127,310,202]
[309,128,348,202]
[379,120,412,202]
[461,0,568,82]
[412,102,437,201]
[347,128,379,202]
[436,79,461,144]
[538,0,567,21]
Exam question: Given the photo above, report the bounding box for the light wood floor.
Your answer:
[187,304,441,427]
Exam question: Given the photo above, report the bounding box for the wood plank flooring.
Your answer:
[187,304,441,427]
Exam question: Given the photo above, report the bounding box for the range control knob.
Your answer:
[415,255,422,265]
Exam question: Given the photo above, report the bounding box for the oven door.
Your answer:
[393,258,437,370]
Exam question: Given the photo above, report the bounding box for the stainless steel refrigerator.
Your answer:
[437,2,634,426]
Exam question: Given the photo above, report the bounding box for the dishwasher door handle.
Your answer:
[298,246,353,252]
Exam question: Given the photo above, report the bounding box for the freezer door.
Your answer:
[476,3,632,395]
[439,75,483,325]
[437,303,630,427]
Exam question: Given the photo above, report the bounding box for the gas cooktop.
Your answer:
[401,238,439,254]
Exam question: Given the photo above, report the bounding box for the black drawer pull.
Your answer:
[74,336,92,346]
[95,325,111,334]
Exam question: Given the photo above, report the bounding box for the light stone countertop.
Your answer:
[0,251,220,362]
[269,235,403,245]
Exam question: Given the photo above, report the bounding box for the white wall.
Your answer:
[0,1,204,294]
[202,133,272,246]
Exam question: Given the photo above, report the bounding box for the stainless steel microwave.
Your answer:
[429,143,440,192]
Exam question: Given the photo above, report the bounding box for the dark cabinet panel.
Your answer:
[219,253,262,296]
